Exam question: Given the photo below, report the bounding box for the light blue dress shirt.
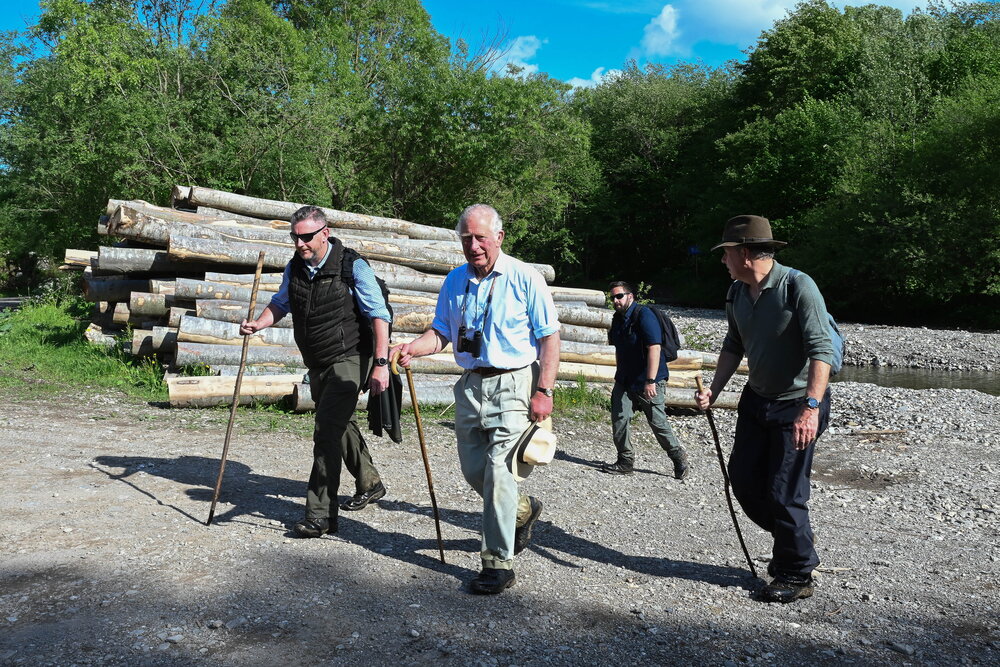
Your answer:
[432,251,560,370]
[267,244,392,323]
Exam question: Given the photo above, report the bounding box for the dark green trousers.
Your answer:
[305,354,381,519]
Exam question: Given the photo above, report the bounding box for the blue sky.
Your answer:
[3,0,937,85]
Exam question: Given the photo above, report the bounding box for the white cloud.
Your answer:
[494,35,546,76]
[566,66,624,88]
[641,5,682,56]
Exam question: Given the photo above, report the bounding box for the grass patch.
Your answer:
[554,376,610,420]
[0,297,167,402]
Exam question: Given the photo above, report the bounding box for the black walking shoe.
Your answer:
[601,461,634,475]
[671,451,690,480]
[469,568,516,595]
[761,577,815,603]
[514,497,543,555]
[293,516,338,538]
[340,481,386,511]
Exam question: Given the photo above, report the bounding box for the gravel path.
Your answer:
[1,315,998,666]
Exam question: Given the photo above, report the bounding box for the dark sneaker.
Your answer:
[671,450,690,480]
[340,481,386,511]
[469,568,516,595]
[601,462,634,475]
[293,516,338,538]
[514,497,543,555]
[761,577,815,603]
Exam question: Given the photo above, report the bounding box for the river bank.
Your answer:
[670,306,1000,372]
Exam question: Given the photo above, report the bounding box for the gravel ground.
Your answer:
[1,312,998,666]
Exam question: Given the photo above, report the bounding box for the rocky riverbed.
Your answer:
[1,312,998,666]
[670,306,1000,372]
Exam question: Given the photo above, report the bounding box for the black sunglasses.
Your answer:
[611,292,631,300]
[290,227,327,243]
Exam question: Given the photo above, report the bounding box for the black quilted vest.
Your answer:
[287,238,366,370]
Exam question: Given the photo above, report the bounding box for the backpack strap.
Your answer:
[341,246,363,288]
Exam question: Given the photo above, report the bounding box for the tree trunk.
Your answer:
[292,379,457,412]
[166,375,298,408]
[174,185,458,242]
[196,300,294,328]
[167,307,197,327]
[63,249,96,270]
[177,316,296,348]
[96,246,217,276]
[129,292,190,317]
[84,277,149,303]
[174,341,304,367]
[174,277,278,303]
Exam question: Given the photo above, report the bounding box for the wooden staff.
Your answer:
[696,376,758,579]
[391,354,446,563]
[206,251,266,525]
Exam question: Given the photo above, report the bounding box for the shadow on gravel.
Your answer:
[554,449,673,478]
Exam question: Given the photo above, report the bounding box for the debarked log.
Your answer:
[168,307,197,327]
[168,234,293,270]
[174,277,278,303]
[167,375,298,408]
[196,300,293,328]
[177,316,296,348]
[129,292,189,317]
[175,341,303,368]
[292,378,458,412]
[174,185,458,242]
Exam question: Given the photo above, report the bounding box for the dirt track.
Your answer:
[1,375,998,665]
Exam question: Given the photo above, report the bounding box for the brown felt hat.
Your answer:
[711,215,787,251]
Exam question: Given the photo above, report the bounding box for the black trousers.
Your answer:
[728,386,830,580]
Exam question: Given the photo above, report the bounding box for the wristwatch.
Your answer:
[536,386,554,397]
[374,357,389,367]
[645,378,657,384]
[804,396,820,409]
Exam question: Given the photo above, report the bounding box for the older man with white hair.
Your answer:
[392,204,560,594]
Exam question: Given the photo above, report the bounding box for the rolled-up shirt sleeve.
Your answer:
[351,259,392,323]
[792,273,835,365]
[525,269,560,339]
[267,263,294,320]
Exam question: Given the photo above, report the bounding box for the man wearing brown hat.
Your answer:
[695,215,834,603]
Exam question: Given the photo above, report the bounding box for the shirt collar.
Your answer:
[758,260,786,292]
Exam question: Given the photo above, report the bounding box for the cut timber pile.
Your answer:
[68,186,739,410]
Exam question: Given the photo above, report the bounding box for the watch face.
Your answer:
[806,397,820,409]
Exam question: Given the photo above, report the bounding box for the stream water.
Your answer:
[832,365,1000,396]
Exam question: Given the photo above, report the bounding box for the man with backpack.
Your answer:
[603,281,689,479]
[694,215,836,603]
[240,205,390,538]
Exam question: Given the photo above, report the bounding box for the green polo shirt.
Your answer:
[721,261,834,400]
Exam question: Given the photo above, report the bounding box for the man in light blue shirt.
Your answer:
[392,204,560,595]
[241,206,392,538]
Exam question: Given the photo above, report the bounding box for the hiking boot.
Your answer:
[340,481,386,511]
[514,497,543,555]
[469,568,516,595]
[670,450,690,480]
[601,461,634,475]
[761,577,815,603]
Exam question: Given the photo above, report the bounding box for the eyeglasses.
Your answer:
[289,227,327,243]
[611,292,631,300]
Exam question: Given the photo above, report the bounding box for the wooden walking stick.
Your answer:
[391,354,446,563]
[696,376,759,579]
[207,251,266,526]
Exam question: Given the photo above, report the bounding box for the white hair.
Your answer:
[455,204,503,236]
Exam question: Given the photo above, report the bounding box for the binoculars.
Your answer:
[457,326,483,357]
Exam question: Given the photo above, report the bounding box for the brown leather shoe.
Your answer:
[293,516,338,538]
[469,568,516,595]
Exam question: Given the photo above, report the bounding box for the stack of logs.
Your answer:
[67,186,738,410]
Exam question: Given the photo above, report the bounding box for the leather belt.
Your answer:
[469,366,520,378]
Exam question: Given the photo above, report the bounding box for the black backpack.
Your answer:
[340,247,394,340]
[610,304,681,362]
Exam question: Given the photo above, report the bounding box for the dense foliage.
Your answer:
[1,0,997,327]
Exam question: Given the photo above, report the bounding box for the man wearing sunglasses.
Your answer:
[604,281,689,479]
[240,206,391,538]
